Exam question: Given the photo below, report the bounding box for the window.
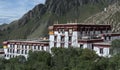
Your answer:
[21,50,24,54]
[17,45,20,49]
[29,45,32,50]
[61,36,65,41]
[62,29,65,34]
[80,44,83,49]
[92,44,94,50]
[38,46,40,50]
[61,43,64,47]
[80,31,82,35]
[93,31,95,34]
[25,45,27,49]
[68,36,72,42]
[104,36,107,40]
[100,48,103,54]
[68,43,71,47]
[54,42,57,47]
[10,49,12,53]
[10,44,13,48]
[7,49,9,53]
[7,54,9,57]
[100,30,103,33]
[41,46,44,51]
[10,55,12,58]
[17,49,20,54]
[10,44,15,48]
[54,36,57,41]
[106,28,108,33]
[25,50,27,54]
[13,49,15,53]
[22,45,24,49]
[34,46,36,49]
[108,35,111,40]
[4,54,6,57]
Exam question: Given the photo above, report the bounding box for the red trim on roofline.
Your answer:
[93,44,110,48]
[53,24,111,31]
[3,41,49,46]
[78,39,104,43]
[100,33,120,37]
[0,52,4,54]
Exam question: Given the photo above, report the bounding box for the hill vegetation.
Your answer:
[0,47,120,70]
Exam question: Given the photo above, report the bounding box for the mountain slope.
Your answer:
[0,0,115,45]
[84,2,120,33]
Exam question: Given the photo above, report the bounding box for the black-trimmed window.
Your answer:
[104,36,107,40]
[10,55,12,58]
[68,36,72,42]
[29,45,32,49]
[25,45,27,49]
[54,42,57,47]
[10,49,12,53]
[13,49,14,53]
[100,30,103,33]
[54,36,57,41]
[61,43,64,47]
[25,50,27,54]
[34,46,36,49]
[108,35,111,40]
[10,44,13,48]
[7,54,9,57]
[17,49,20,54]
[21,50,24,54]
[61,36,65,41]
[17,45,20,49]
[41,46,44,51]
[4,54,6,57]
[7,49,9,53]
[92,44,94,50]
[22,45,24,49]
[80,44,83,49]
[68,43,71,47]
[100,48,103,54]
[38,46,40,50]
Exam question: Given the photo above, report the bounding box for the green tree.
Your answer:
[111,39,120,55]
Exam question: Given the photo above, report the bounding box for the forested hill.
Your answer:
[0,0,117,44]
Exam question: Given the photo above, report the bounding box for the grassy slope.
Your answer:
[84,2,120,33]
[28,3,106,38]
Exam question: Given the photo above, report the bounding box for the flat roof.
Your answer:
[99,33,120,36]
[3,39,49,46]
[78,39,104,43]
[54,23,111,26]
[93,42,111,47]
[93,42,111,45]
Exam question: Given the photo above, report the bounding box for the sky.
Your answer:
[0,0,45,24]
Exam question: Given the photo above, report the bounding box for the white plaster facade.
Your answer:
[93,43,110,57]
[3,40,49,59]
[3,23,120,59]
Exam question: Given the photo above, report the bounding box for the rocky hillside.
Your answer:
[0,0,116,45]
[84,1,120,33]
